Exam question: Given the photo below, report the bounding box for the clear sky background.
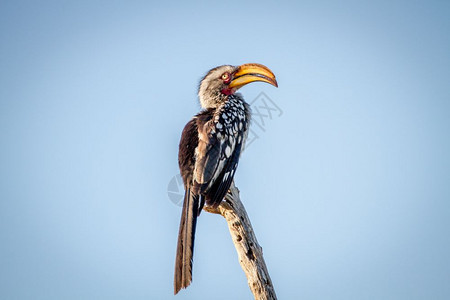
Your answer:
[1,1,449,299]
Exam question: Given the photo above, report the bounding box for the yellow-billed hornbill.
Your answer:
[174,63,277,294]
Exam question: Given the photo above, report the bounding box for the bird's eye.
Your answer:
[221,73,230,81]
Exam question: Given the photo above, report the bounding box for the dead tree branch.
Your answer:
[204,182,277,300]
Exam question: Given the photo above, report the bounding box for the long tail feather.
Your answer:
[174,187,199,294]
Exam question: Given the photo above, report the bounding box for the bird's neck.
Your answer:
[200,90,243,109]
[199,91,226,109]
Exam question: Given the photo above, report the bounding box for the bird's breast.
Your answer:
[214,97,249,136]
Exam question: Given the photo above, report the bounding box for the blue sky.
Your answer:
[1,1,449,299]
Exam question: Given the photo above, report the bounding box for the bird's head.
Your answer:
[198,63,278,109]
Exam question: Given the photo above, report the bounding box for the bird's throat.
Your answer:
[221,88,235,96]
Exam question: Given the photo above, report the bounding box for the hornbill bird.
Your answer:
[174,63,277,294]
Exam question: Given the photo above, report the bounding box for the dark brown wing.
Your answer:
[178,109,214,187]
[178,118,198,187]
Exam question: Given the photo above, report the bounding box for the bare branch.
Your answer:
[204,182,277,300]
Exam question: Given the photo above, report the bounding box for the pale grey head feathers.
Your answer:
[198,65,236,109]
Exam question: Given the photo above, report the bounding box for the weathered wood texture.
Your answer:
[204,182,277,300]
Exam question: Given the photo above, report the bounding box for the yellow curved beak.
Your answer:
[229,63,278,90]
